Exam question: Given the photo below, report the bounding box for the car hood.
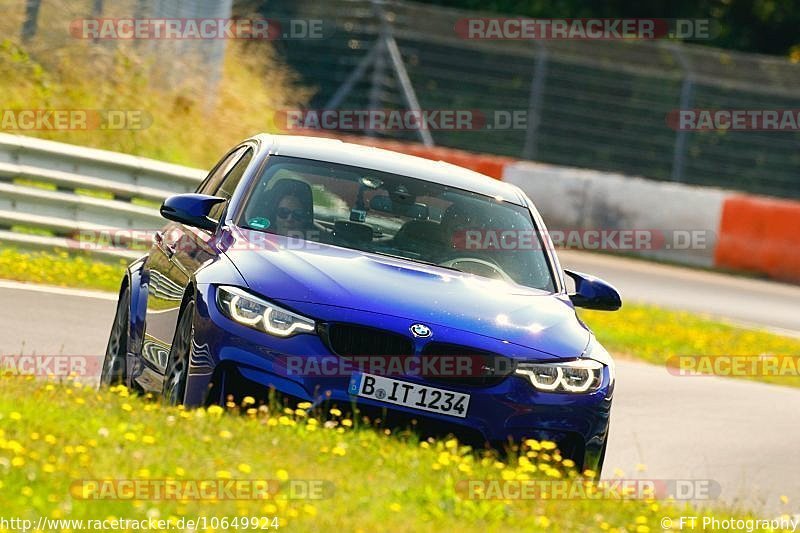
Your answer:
[223,230,590,357]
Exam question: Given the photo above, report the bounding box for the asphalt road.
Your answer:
[1,259,799,516]
[559,250,800,336]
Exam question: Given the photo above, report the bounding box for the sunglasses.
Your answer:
[277,207,309,221]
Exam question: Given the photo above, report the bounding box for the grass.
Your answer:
[0,377,782,532]
[580,305,800,388]
[0,1,310,169]
[0,248,127,292]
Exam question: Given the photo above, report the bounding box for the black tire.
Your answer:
[162,299,195,405]
[595,433,608,478]
[100,286,130,387]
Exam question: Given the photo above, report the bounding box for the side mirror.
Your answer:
[564,269,622,311]
[160,193,225,232]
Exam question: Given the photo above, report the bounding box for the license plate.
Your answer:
[348,372,470,418]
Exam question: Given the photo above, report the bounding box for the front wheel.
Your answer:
[162,300,195,405]
[100,286,130,387]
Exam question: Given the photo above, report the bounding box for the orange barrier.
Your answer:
[715,195,800,282]
[296,130,513,180]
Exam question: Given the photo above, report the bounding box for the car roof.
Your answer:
[250,134,527,206]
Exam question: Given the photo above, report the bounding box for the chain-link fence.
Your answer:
[264,0,800,199]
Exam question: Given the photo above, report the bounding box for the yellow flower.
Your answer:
[445,438,458,449]
[121,403,133,412]
[540,440,556,451]
[9,412,21,421]
[142,435,156,445]
[389,503,402,512]
[217,470,232,479]
[219,430,233,440]
[238,463,252,474]
[780,495,789,504]
[207,405,224,417]
[303,504,317,517]
[329,408,342,417]
[524,439,541,450]
[341,419,353,427]
[297,402,312,409]
[276,469,289,481]
[242,396,256,406]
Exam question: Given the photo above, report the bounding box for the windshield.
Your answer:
[238,155,556,292]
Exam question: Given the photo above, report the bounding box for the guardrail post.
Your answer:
[522,42,549,160]
[670,45,694,182]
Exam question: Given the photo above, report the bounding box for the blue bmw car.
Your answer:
[101,134,621,474]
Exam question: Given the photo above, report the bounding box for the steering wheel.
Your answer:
[438,257,514,283]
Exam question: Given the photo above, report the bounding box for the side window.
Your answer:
[208,148,254,222]
[197,146,249,196]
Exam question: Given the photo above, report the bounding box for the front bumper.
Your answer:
[187,284,613,471]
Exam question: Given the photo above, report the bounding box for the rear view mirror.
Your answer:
[564,269,622,311]
[369,194,429,219]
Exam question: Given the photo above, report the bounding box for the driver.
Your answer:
[263,179,316,237]
[438,201,521,283]
[440,201,492,252]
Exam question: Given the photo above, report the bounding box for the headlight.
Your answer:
[216,286,315,337]
[514,338,611,393]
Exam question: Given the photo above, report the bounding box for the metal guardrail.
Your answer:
[0,133,205,260]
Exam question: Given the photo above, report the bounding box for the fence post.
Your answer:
[670,45,694,182]
[522,42,549,160]
[372,0,434,147]
[367,24,388,138]
[21,0,42,42]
